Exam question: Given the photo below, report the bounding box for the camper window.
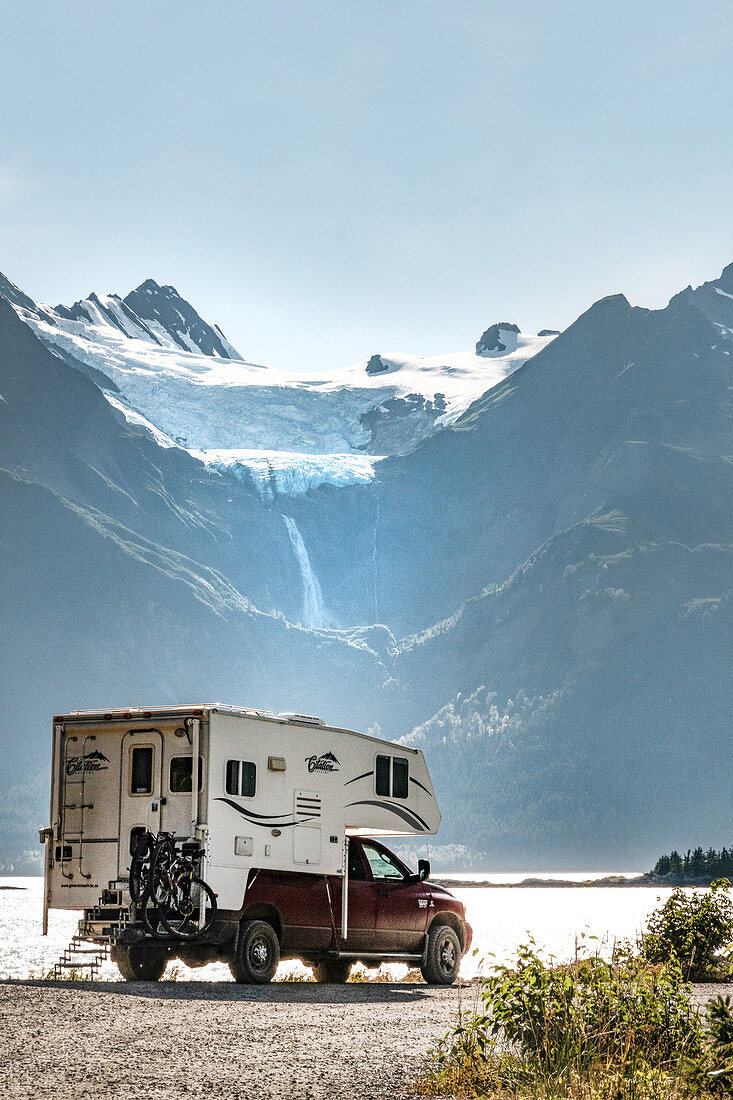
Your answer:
[225,759,256,798]
[375,754,409,800]
[130,746,154,795]
[169,755,203,794]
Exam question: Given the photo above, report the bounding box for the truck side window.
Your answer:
[362,842,407,881]
[225,759,256,798]
[348,842,366,881]
[375,754,409,799]
[130,746,153,795]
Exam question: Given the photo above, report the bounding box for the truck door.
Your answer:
[118,728,163,879]
[361,840,429,953]
[331,840,377,952]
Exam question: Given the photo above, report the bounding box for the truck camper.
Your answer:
[41,705,472,984]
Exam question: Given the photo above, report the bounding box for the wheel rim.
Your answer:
[249,935,271,973]
[438,935,457,975]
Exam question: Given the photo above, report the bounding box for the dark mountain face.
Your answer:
[123,278,242,359]
[1,266,731,871]
[265,285,732,864]
[476,322,520,355]
[669,261,733,334]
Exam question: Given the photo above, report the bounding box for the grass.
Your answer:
[415,942,733,1099]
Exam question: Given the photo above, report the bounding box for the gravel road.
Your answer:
[1,980,729,1100]
[0,980,467,1100]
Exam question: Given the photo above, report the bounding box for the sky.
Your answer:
[1,0,733,372]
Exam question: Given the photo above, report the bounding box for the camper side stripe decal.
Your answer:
[409,776,432,796]
[343,770,373,787]
[344,799,431,832]
[214,797,297,822]
[215,797,300,828]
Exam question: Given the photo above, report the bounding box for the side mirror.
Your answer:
[418,858,430,881]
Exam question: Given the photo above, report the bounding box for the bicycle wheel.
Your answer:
[151,834,176,885]
[129,832,154,904]
[159,877,217,940]
[138,884,166,938]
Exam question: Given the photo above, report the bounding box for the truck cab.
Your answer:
[226,836,473,983]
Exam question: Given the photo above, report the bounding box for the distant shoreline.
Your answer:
[0,873,718,890]
[433,874,718,889]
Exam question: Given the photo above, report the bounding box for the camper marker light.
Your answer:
[268,756,286,771]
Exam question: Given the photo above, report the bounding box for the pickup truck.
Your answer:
[111,837,472,984]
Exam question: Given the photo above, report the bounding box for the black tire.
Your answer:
[311,960,352,983]
[159,877,217,940]
[420,923,461,985]
[112,942,167,982]
[230,919,280,984]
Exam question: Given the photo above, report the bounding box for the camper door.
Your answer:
[118,725,205,878]
[118,728,164,877]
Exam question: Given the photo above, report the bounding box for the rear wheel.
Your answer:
[112,942,167,982]
[420,923,461,985]
[230,919,280,984]
[311,960,352,983]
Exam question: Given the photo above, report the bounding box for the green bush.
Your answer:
[419,942,705,1098]
[642,879,733,979]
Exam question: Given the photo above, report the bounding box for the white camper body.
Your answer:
[43,705,440,920]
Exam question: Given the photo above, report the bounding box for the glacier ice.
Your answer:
[191,448,382,501]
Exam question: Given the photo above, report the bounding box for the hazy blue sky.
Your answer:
[1,1,732,371]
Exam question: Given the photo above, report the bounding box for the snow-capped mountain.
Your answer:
[122,279,242,359]
[1,270,556,495]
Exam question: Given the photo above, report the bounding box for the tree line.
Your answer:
[651,846,733,882]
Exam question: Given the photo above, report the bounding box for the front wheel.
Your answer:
[112,942,167,982]
[230,919,280,983]
[420,923,461,985]
[311,960,351,983]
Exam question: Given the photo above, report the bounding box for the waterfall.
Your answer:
[282,515,330,629]
[372,497,380,623]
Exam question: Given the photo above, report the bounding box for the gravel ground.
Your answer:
[0,979,469,1100]
[1,980,730,1100]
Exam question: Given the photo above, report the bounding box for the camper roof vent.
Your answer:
[277,712,326,727]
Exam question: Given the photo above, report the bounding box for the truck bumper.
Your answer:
[462,921,473,957]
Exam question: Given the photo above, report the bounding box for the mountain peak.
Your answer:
[123,279,242,360]
[365,353,391,375]
[667,261,733,337]
[476,322,520,356]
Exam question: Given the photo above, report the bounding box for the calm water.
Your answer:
[0,873,678,982]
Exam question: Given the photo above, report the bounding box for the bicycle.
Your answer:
[132,832,216,940]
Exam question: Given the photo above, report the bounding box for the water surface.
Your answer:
[0,874,679,982]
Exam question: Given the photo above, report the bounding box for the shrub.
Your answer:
[642,879,733,979]
[418,942,705,1098]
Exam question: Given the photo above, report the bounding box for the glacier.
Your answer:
[2,272,555,457]
[191,448,382,501]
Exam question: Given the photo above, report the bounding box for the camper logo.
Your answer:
[65,750,110,776]
[305,751,340,774]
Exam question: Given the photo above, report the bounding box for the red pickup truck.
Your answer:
[112,837,472,984]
